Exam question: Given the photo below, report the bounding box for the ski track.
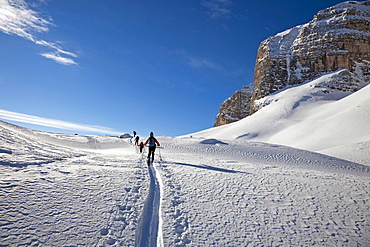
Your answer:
[135,160,164,247]
[1,122,370,246]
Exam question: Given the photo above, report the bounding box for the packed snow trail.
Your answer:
[135,164,164,247]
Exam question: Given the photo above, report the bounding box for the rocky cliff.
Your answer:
[214,1,370,127]
[214,85,253,127]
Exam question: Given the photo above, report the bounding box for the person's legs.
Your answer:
[151,146,156,161]
[148,146,156,161]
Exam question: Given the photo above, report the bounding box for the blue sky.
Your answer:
[0,0,349,137]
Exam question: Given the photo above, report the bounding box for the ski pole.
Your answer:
[158,146,163,161]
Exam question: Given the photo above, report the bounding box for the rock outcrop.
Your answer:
[214,85,253,127]
[214,1,370,127]
[251,0,370,113]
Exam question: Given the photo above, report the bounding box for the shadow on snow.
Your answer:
[172,162,251,174]
[199,139,228,145]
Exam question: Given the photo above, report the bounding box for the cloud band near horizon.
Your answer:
[0,109,122,135]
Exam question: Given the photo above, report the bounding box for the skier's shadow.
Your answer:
[171,162,251,174]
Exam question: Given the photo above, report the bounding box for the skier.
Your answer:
[133,131,136,137]
[143,132,160,165]
[134,135,139,145]
[138,141,145,153]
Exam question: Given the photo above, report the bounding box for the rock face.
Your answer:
[214,1,370,126]
[251,0,370,113]
[214,85,253,127]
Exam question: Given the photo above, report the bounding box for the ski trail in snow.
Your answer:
[135,164,163,247]
[156,164,164,247]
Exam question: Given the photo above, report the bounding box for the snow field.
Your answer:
[0,122,148,246]
[1,120,370,246]
[157,137,370,246]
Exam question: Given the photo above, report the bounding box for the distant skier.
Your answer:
[133,131,137,137]
[139,142,144,153]
[143,132,160,165]
[135,135,139,145]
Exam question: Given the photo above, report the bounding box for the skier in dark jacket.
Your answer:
[143,132,160,164]
[139,142,145,153]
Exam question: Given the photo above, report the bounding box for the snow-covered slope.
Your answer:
[190,70,370,166]
[0,121,147,246]
[1,119,370,246]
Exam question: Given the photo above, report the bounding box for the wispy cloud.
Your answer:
[188,55,221,70]
[0,0,77,65]
[169,49,244,79]
[171,49,221,70]
[0,109,121,135]
[40,52,77,65]
[202,0,233,19]
[36,40,78,57]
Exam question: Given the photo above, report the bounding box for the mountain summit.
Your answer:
[215,0,370,127]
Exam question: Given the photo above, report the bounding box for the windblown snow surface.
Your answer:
[1,71,370,246]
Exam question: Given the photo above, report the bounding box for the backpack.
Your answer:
[148,137,156,147]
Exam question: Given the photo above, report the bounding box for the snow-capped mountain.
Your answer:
[215,0,370,126]
[253,0,370,105]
